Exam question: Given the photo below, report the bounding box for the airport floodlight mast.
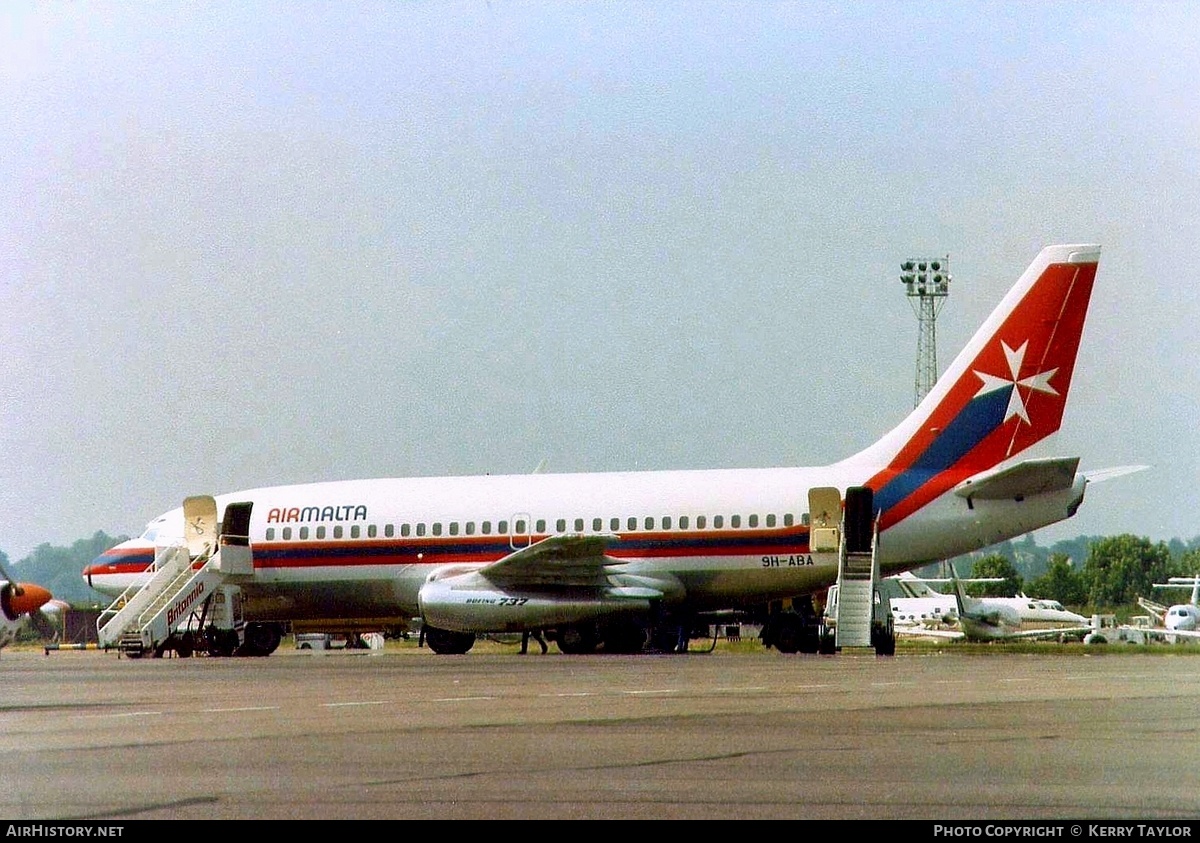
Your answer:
[900,255,952,407]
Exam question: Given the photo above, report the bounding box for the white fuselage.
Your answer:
[85,465,1089,626]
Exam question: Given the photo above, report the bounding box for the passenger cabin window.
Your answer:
[627,517,637,530]
[610,517,620,531]
[266,528,275,540]
[574,518,584,531]
[334,526,343,539]
[713,515,724,528]
[679,516,689,529]
[749,515,759,528]
[556,518,565,532]
[317,526,327,539]
[784,514,794,527]
[282,527,292,540]
[498,520,508,534]
[449,522,459,536]
[766,514,776,528]
[432,523,443,536]
[482,521,492,534]
[465,522,475,535]
[352,525,361,538]
[416,523,426,537]
[302,527,312,539]
[644,517,654,530]
[730,515,741,528]
[696,516,706,529]
[366,525,375,538]
[800,513,809,526]
[514,519,526,533]
[400,524,410,537]
[385,524,395,538]
[593,518,603,532]
[662,516,671,530]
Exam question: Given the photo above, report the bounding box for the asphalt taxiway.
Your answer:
[3,644,1200,820]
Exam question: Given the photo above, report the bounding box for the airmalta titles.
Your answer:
[266,505,368,523]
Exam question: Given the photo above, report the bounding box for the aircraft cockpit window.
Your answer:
[142,527,159,542]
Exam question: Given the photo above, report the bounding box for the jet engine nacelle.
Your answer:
[418,580,652,633]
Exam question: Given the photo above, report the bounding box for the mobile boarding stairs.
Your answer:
[97,496,255,658]
[812,485,895,655]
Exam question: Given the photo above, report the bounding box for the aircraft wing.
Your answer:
[1144,627,1200,642]
[1137,597,1168,624]
[479,533,625,588]
[954,457,1079,501]
[992,625,1092,641]
[894,626,965,640]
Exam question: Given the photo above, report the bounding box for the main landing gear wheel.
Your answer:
[424,626,476,655]
[556,623,599,654]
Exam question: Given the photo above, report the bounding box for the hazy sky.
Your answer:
[2,1,1197,562]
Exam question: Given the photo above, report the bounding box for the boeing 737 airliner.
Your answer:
[85,243,1125,657]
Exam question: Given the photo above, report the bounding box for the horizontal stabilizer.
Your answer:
[954,456,1080,501]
